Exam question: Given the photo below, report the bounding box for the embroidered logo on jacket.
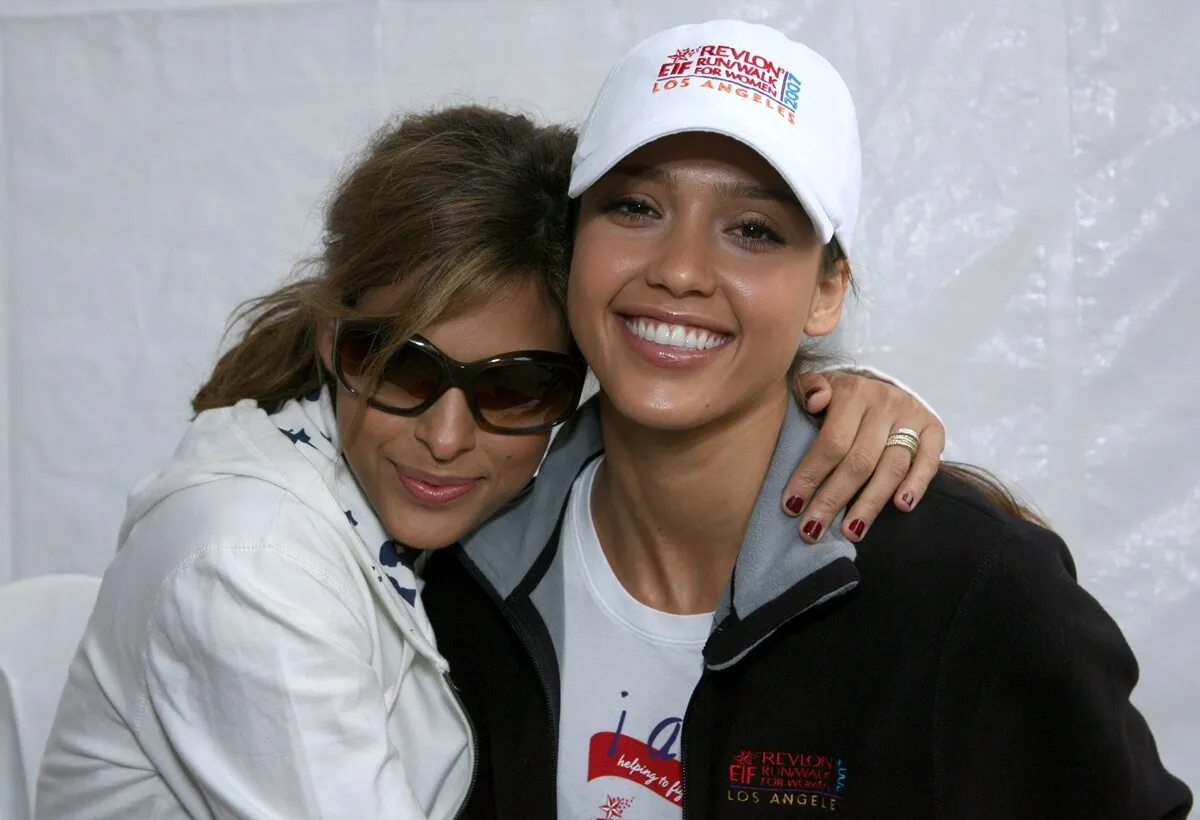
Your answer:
[727,749,847,810]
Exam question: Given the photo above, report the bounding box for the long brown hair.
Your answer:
[801,241,1049,527]
[937,462,1048,527]
[192,105,577,415]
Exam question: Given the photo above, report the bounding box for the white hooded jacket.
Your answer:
[35,390,474,820]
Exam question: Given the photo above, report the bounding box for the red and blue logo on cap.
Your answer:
[652,45,802,124]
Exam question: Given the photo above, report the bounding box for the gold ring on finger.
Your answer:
[885,430,920,458]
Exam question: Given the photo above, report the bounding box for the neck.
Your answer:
[591,388,789,615]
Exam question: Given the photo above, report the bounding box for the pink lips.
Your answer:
[394,465,478,506]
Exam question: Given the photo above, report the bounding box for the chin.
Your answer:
[393,532,462,552]
[388,518,472,552]
[382,507,480,552]
[602,384,723,433]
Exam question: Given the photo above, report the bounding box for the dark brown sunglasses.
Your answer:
[332,320,587,434]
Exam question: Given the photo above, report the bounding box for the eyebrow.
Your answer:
[610,161,798,206]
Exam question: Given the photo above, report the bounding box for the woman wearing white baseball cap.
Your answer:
[423,19,1191,819]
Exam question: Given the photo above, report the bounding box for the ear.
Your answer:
[317,318,336,373]
[803,258,849,338]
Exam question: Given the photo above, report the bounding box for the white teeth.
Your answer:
[624,318,731,351]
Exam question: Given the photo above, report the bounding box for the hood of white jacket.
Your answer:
[120,400,336,540]
[117,398,442,662]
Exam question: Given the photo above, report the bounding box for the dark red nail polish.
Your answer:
[901,491,915,508]
[803,520,823,539]
[785,496,804,515]
[850,519,866,538]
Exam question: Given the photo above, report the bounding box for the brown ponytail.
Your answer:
[192,277,324,415]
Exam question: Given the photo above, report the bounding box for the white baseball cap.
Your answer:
[570,20,862,252]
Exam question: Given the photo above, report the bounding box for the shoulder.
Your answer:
[97,407,370,651]
[120,401,356,575]
[139,473,338,551]
[86,496,375,712]
[102,487,368,633]
[908,486,1190,815]
[852,476,1143,713]
[869,472,1113,669]
[860,471,1071,588]
[922,478,1092,656]
[117,471,357,600]
[848,472,1080,652]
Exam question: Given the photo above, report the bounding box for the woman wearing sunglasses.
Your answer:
[36,106,942,819]
[420,21,1191,820]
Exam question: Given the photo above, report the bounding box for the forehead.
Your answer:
[612,132,790,191]
[358,278,569,359]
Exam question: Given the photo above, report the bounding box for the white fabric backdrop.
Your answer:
[1,0,1196,788]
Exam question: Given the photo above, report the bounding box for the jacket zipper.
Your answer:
[680,668,707,820]
[457,552,560,809]
[501,603,560,756]
[445,672,479,820]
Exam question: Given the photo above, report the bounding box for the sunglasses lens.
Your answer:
[474,362,581,431]
[337,328,444,410]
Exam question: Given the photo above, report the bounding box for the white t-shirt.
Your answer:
[557,457,711,820]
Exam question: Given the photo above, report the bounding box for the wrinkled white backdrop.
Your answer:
[1,0,1197,787]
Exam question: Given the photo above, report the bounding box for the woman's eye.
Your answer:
[603,196,656,218]
[735,220,784,246]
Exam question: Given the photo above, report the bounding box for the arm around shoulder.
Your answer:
[933,520,1193,819]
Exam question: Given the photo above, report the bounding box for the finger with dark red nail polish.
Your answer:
[901,491,915,510]
[802,519,823,540]
[785,496,805,515]
[849,519,866,539]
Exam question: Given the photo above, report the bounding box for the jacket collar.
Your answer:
[459,398,605,600]
[459,396,859,667]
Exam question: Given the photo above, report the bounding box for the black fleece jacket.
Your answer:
[424,410,1191,819]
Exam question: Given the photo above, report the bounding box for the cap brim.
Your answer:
[569,112,835,245]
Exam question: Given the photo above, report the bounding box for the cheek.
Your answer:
[335,396,403,476]
[569,229,634,312]
[482,433,550,487]
[727,273,813,348]
[567,257,600,345]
